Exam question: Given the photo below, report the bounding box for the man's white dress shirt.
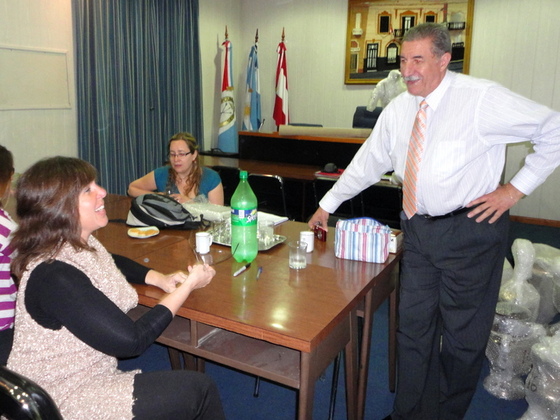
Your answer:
[320,71,560,217]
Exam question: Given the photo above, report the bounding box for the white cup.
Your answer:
[300,231,315,253]
[195,231,213,254]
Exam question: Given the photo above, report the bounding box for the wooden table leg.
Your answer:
[167,348,183,370]
[345,309,359,420]
[298,352,314,420]
[389,269,399,392]
[357,290,375,420]
[298,312,355,420]
[357,263,400,419]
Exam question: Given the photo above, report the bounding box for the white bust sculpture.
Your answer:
[366,69,407,111]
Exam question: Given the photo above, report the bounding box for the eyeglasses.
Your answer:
[168,152,193,159]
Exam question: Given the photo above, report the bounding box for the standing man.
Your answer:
[308,23,560,420]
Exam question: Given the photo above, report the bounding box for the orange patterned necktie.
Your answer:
[403,100,428,219]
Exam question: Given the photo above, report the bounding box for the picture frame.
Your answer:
[345,0,475,85]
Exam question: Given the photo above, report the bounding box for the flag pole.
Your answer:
[278,28,283,131]
[218,25,238,153]
[274,28,289,131]
[242,29,262,132]
[280,27,284,132]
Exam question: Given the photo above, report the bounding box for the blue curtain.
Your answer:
[72,0,202,194]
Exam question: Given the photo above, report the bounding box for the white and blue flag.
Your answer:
[242,41,261,131]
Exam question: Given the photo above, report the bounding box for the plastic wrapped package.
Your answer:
[554,281,560,314]
[520,332,560,419]
[503,258,514,286]
[530,265,559,325]
[532,243,560,314]
[549,322,560,337]
[484,302,547,400]
[500,239,540,322]
[533,244,560,277]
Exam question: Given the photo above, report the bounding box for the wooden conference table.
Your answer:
[96,195,401,419]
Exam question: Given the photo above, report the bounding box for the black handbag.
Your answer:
[126,193,209,230]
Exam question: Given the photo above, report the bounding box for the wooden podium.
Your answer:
[238,131,366,168]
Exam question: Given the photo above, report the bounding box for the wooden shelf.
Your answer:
[128,305,300,388]
[193,327,300,388]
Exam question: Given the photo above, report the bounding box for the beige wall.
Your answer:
[1,0,559,220]
[0,0,77,174]
[469,0,560,219]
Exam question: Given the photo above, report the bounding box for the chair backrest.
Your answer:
[0,365,63,420]
[248,173,289,218]
[212,165,241,206]
[352,106,382,129]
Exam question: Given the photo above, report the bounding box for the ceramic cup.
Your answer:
[195,231,213,254]
[300,231,315,253]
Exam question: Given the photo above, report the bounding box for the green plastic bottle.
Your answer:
[230,170,258,263]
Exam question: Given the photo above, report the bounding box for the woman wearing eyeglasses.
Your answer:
[128,132,224,205]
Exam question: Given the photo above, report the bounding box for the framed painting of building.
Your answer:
[345,0,475,84]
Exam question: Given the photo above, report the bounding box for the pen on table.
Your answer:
[256,266,263,280]
[233,263,251,277]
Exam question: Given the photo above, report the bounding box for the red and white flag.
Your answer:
[273,37,289,128]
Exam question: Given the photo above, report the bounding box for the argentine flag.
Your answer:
[242,42,261,132]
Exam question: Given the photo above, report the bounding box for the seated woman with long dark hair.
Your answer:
[8,156,225,420]
[128,132,224,205]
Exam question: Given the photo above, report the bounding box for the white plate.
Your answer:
[127,226,160,238]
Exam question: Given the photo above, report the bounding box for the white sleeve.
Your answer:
[319,116,395,214]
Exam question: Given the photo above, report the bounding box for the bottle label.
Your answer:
[231,208,257,226]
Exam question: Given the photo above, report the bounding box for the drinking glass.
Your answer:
[213,213,231,243]
[258,220,274,247]
[288,241,307,270]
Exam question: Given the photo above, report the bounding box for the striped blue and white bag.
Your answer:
[334,218,391,263]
